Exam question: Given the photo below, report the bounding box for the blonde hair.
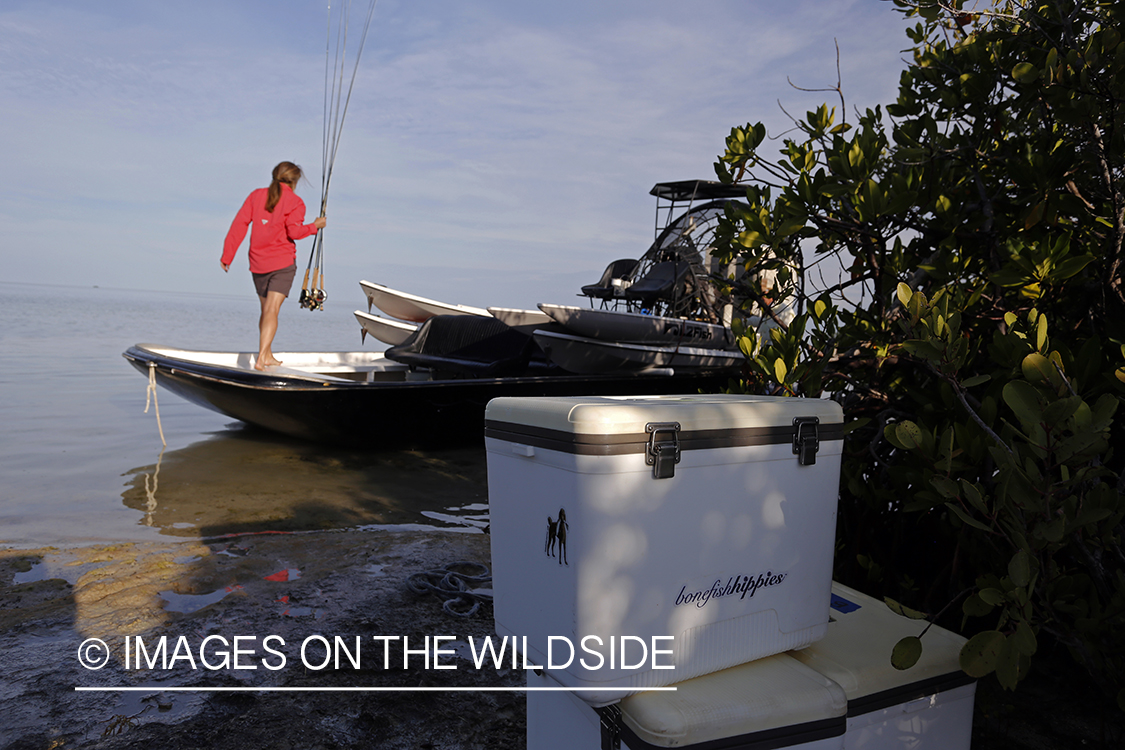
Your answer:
[265,161,303,212]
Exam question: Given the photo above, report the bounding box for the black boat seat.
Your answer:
[580,259,639,304]
[623,261,692,306]
[385,315,536,377]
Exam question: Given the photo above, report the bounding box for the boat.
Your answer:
[123,342,730,447]
[354,310,418,346]
[531,329,743,375]
[537,303,734,349]
[126,180,763,445]
[360,280,489,322]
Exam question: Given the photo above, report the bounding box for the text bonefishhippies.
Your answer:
[675,571,788,609]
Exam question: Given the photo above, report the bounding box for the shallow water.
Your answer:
[0,281,489,546]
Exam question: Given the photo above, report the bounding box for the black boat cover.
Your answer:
[385,314,539,377]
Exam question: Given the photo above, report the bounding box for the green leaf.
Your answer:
[960,480,988,514]
[931,475,960,498]
[961,374,991,388]
[979,588,1006,606]
[895,421,924,449]
[963,593,994,618]
[1021,353,1053,384]
[1003,381,1044,424]
[945,502,993,532]
[1042,396,1081,426]
[885,597,929,620]
[1012,62,1040,83]
[1008,549,1031,587]
[773,358,788,383]
[892,636,924,670]
[1049,254,1095,281]
[960,630,1005,677]
[1036,314,1048,351]
[896,282,913,308]
[1011,621,1038,656]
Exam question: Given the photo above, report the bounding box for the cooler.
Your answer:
[527,653,848,750]
[790,583,976,749]
[486,394,844,702]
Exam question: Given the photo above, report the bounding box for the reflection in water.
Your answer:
[142,448,165,527]
[122,430,489,538]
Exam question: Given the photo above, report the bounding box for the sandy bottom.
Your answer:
[0,529,524,749]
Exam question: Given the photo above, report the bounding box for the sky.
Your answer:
[1,0,915,313]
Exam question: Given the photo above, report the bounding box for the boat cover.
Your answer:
[385,314,540,377]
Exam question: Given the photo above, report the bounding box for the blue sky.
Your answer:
[2,0,913,312]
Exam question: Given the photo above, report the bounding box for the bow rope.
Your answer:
[300,0,378,312]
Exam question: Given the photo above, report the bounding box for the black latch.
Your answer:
[645,421,681,479]
[793,416,820,466]
[596,704,622,750]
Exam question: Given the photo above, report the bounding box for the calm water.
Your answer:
[0,282,489,546]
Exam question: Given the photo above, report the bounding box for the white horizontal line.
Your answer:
[75,686,677,693]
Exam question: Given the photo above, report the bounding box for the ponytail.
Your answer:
[265,161,304,212]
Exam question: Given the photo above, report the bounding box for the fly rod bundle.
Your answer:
[300,0,378,311]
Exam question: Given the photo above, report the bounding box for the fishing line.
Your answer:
[301,0,378,312]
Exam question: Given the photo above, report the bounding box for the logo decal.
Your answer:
[545,508,569,566]
[675,571,787,609]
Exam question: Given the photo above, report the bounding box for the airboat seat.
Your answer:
[580,258,639,306]
[623,260,692,306]
[385,315,536,377]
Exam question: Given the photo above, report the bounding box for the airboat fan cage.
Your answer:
[597,180,749,324]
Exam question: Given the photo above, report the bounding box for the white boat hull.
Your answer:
[487,307,552,329]
[538,303,733,349]
[360,280,490,322]
[354,311,418,346]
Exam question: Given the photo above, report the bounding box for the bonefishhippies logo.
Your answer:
[675,571,787,609]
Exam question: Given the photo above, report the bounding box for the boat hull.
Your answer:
[532,329,742,375]
[360,280,489,322]
[537,304,733,349]
[354,310,418,345]
[123,344,731,447]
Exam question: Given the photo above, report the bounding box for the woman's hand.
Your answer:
[220,261,230,272]
[313,216,327,229]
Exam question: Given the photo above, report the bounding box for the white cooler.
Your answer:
[790,583,976,749]
[527,653,848,750]
[486,394,844,702]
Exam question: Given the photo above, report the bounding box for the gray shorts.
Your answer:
[252,265,297,298]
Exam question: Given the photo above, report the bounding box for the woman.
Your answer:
[221,162,326,370]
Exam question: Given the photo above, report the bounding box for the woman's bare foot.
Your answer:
[255,355,283,370]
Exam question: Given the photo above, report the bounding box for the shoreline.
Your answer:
[0,528,525,749]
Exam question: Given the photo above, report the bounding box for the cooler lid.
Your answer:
[789,583,973,717]
[615,654,846,748]
[484,394,843,456]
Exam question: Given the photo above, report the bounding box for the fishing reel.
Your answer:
[299,287,327,312]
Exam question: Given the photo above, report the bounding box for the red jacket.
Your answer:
[222,184,319,274]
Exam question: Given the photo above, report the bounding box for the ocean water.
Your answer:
[0,281,489,546]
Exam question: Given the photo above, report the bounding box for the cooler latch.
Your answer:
[645,421,681,479]
[793,416,820,466]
